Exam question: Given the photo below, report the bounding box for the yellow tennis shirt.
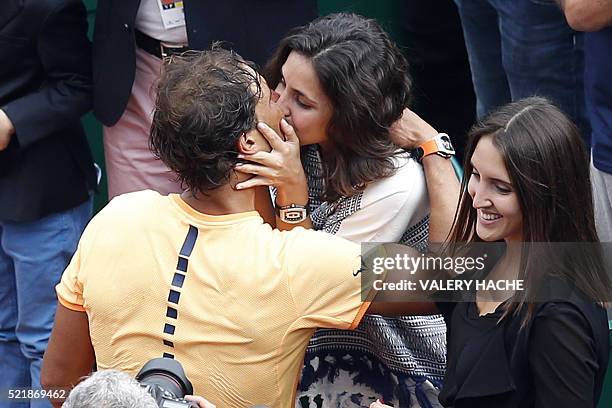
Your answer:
[56,190,372,407]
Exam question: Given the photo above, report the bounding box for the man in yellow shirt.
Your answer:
[39,48,381,408]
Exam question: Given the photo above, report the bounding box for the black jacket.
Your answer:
[93,0,318,126]
[0,0,96,222]
[437,278,610,408]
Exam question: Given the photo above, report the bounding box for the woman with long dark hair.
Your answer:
[373,97,610,408]
[235,13,460,407]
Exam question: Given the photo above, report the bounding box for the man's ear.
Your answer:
[236,130,259,155]
[237,128,272,154]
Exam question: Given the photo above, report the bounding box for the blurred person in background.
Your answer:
[559,0,612,245]
[0,1,96,407]
[453,0,591,145]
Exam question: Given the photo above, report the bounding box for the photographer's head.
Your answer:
[62,370,157,408]
[150,48,283,195]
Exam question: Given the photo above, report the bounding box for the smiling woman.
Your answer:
[468,135,523,242]
[451,96,600,246]
[372,97,611,408]
[439,96,610,408]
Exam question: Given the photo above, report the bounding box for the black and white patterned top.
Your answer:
[303,145,431,246]
[297,145,447,407]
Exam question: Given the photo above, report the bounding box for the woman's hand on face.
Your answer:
[185,395,216,408]
[234,119,308,203]
[389,108,438,149]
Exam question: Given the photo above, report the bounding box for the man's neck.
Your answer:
[180,181,256,216]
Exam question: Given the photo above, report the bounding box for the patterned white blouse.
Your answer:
[296,144,447,408]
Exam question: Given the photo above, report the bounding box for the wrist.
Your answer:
[275,177,309,207]
[413,129,439,148]
[421,153,451,165]
[275,191,308,207]
[414,127,439,144]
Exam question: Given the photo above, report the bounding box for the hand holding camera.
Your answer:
[137,358,214,408]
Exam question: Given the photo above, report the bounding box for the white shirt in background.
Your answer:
[135,0,188,46]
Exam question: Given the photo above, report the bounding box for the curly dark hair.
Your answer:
[265,13,412,201]
[150,48,261,194]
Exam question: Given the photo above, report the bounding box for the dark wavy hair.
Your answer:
[265,13,412,201]
[150,48,261,194]
[448,97,610,323]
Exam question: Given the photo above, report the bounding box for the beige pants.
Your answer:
[103,47,181,200]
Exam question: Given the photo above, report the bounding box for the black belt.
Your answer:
[135,29,190,59]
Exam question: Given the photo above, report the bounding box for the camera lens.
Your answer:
[136,358,194,398]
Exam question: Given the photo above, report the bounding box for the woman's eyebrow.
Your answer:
[491,177,512,185]
[280,67,319,106]
[293,89,318,106]
[470,162,511,184]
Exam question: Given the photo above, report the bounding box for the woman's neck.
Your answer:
[490,243,521,281]
[476,242,522,307]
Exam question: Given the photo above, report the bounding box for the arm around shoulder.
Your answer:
[389,108,460,243]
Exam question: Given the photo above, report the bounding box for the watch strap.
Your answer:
[419,138,442,158]
[415,133,455,162]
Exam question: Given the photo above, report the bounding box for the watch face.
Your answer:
[280,208,307,224]
[440,136,453,150]
[437,134,455,154]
